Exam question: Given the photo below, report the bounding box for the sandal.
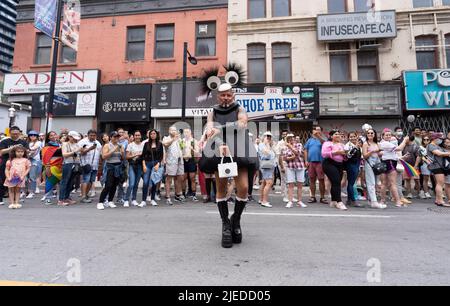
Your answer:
[320,198,329,204]
[307,197,317,203]
[435,202,450,207]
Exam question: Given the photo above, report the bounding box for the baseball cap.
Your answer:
[68,131,81,140]
[28,130,39,137]
[263,131,273,137]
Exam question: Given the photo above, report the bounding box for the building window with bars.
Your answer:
[196,22,216,57]
[415,36,438,69]
[247,43,266,83]
[126,27,146,61]
[155,24,174,59]
[357,50,379,80]
[329,43,351,82]
[35,33,52,65]
[272,43,292,83]
[248,0,266,19]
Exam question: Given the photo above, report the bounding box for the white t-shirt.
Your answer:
[29,141,43,161]
[379,139,399,161]
[78,138,101,169]
[126,142,145,163]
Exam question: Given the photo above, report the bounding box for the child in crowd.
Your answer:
[4,145,31,209]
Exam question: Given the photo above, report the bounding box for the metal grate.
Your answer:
[400,115,450,135]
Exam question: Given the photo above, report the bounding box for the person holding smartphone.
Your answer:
[78,130,101,204]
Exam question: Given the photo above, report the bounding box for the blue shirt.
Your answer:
[304,137,323,162]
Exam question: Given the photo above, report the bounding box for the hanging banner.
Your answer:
[61,0,81,51]
[34,0,57,38]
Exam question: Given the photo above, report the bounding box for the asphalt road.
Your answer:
[1,190,450,286]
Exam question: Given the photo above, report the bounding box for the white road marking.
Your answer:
[207,212,392,219]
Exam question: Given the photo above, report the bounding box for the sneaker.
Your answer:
[88,190,96,198]
[425,192,432,199]
[26,193,34,199]
[260,202,272,208]
[123,201,130,208]
[131,200,139,207]
[192,196,199,202]
[151,200,158,206]
[20,192,26,199]
[406,193,413,199]
[285,201,293,208]
[419,191,426,199]
[138,201,147,208]
[174,195,184,203]
[146,196,152,202]
[81,197,92,204]
[116,199,124,205]
[103,201,110,208]
[293,198,298,202]
[283,197,289,203]
[155,195,161,201]
[107,202,117,208]
[336,202,348,210]
[253,185,260,190]
[16,204,22,209]
[35,187,40,194]
[297,201,308,208]
[97,203,105,210]
[44,199,53,205]
[166,198,173,205]
[371,202,386,209]
[0,201,5,205]
[8,204,15,209]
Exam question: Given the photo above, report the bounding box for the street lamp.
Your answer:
[181,42,198,122]
[8,107,16,128]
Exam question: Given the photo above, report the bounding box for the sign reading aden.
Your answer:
[3,70,99,94]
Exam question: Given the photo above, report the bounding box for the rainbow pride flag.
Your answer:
[400,159,420,177]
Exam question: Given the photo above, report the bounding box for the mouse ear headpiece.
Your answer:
[224,62,246,87]
[200,67,220,95]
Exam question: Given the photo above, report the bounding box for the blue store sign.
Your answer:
[404,70,450,111]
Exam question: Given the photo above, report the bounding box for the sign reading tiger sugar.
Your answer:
[404,70,450,111]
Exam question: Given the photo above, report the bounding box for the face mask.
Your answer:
[435,139,443,146]
[396,132,403,138]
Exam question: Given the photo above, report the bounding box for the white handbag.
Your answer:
[218,156,238,178]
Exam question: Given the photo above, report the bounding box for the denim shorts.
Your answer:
[286,168,305,184]
[82,170,98,184]
[260,168,274,180]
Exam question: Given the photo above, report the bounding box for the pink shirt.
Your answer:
[321,141,345,163]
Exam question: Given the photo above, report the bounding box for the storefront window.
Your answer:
[272,43,292,83]
[357,50,379,81]
[126,27,146,61]
[35,33,52,65]
[247,43,266,83]
[248,0,266,19]
[328,0,346,13]
[415,36,437,69]
[319,85,401,116]
[329,43,351,82]
[272,0,290,17]
[155,24,174,59]
[413,0,434,8]
[196,22,216,57]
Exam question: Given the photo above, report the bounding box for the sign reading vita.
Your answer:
[404,70,450,110]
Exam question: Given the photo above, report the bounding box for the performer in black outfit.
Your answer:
[202,80,257,248]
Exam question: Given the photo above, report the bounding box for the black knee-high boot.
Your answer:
[217,200,232,248]
[230,200,247,244]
